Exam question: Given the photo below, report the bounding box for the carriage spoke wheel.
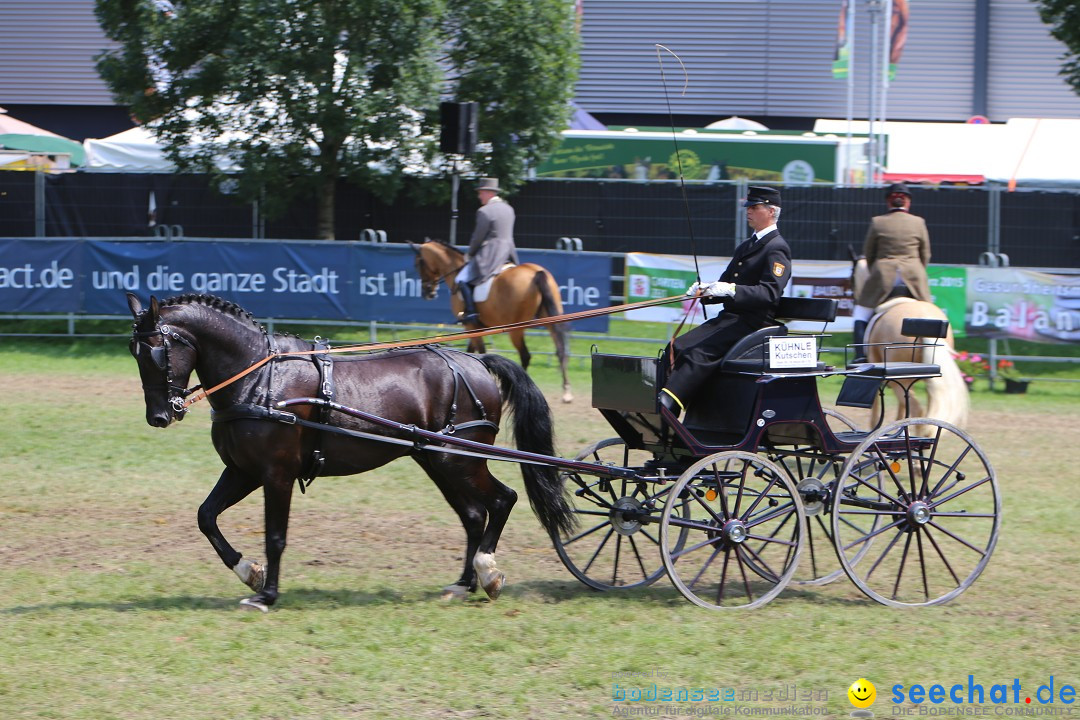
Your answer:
[770,451,881,586]
[769,410,879,586]
[660,451,805,610]
[832,418,1001,607]
[554,438,688,590]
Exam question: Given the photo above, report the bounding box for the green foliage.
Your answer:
[445,0,579,189]
[94,0,579,238]
[1035,0,1080,94]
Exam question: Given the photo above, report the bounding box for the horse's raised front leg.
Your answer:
[197,467,265,593]
[240,474,295,612]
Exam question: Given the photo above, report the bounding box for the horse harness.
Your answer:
[211,341,499,493]
[131,320,201,417]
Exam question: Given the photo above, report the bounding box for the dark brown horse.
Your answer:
[126,293,574,611]
[410,238,574,403]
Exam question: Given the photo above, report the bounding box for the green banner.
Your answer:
[537,132,838,183]
[927,266,968,339]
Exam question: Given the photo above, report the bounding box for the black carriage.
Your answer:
[553,297,1000,609]
[128,292,999,611]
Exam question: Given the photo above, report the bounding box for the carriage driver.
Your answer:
[454,177,520,324]
[659,186,792,419]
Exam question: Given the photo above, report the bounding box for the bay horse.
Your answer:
[852,257,969,430]
[126,293,574,611]
[410,238,574,403]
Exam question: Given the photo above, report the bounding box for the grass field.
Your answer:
[1,325,1078,719]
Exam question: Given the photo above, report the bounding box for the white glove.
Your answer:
[702,281,736,298]
[684,281,702,297]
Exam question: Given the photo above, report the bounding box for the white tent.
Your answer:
[706,116,769,131]
[83,125,172,171]
[813,117,1080,187]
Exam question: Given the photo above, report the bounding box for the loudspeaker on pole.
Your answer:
[439,101,478,155]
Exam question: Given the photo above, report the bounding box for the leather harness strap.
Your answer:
[210,345,501,493]
[299,338,335,491]
[424,345,489,430]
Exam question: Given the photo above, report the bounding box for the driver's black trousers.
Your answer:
[662,312,756,410]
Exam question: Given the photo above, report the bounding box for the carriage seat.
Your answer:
[851,317,948,378]
[719,297,839,374]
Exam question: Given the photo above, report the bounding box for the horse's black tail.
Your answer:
[479,354,576,538]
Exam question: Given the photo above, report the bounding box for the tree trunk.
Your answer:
[316,174,336,240]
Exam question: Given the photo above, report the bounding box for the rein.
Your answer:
[181,293,692,409]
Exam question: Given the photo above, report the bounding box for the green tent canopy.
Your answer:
[0,107,86,167]
[0,133,86,166]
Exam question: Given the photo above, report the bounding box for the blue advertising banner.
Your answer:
[0,238,611,331]
[0,239,83,312]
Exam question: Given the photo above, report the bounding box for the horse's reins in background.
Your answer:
[181,293,698,409]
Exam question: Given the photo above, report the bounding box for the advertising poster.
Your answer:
[0,239,611,331]
[966,267,1080,343]
[535,131,838,184]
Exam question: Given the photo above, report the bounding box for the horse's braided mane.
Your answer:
[148,294,310,342]
[156,294,263,331]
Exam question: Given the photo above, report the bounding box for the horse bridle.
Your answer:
[131,321,200,415]
[412,244,462,297]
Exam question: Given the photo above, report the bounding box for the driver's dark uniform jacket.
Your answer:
[662,229,793,412]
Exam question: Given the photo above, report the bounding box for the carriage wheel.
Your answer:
[831,418,1001,607]
[770,451,882,586]
[825,408,864,434]
[659,451,806,610]
[770,411,880,587]
[554,438,688,590]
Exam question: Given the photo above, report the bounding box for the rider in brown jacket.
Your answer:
[851,182,932,362]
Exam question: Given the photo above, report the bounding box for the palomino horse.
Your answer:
[852,257,969,430]
[410,238,574,403]
[126,293,574,611]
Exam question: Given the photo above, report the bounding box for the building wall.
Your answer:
[0,0,117,105]
[576,0,1080,123]
[1,0,1078,131]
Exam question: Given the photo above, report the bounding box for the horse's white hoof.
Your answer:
[562,392,574,404]
[440,584,470,601]
[238,597,269,613]
[233,559,266,593]
[482,571,506,601]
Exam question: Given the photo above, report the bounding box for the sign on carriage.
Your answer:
[768,336,818,369]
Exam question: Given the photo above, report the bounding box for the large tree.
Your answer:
[1035,0,1080,95]
[95,0,579,239]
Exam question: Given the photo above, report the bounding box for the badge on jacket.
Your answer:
[773,262,786,277]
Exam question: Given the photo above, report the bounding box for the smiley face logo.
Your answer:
[848,678,876,709]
